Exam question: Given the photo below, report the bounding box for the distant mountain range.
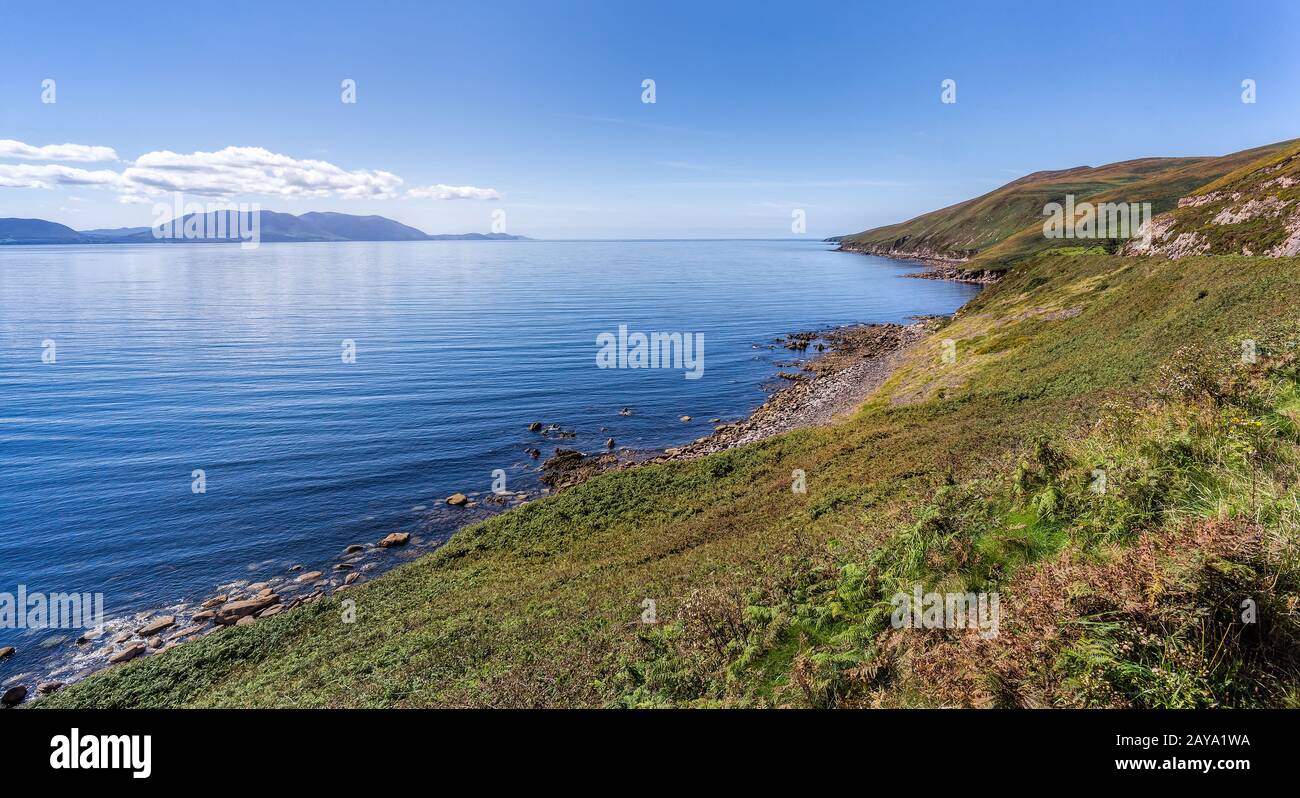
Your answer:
[0,211,529,244]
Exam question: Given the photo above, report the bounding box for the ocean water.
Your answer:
[0,239,978,685]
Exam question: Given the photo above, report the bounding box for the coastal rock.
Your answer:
[0,646,13,659]
[525,447,541,458]
[137,616,176,637]
[258,604,283,619]
[542,448,583,468]
[171,625,204,639]
[295,571,324,583]
[446,493,468,506]
[605,438,616,449]
[380,532,410,547]
[679,416,692,422]
[202,595,227,608]
[38,682,63,695]
[247,582,270,592]
[344,544,365,554]
[109,643,146,664]
[235,615,256,626]
[528,422,542,431]
[344,573,360,585]
[540,448,620,490]
[2,685,27,707]
[148,636,164,649]
[192,610,216,622]
[334,563,353,571]
[215,595,279,624]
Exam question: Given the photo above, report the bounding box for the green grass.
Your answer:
[38,251,1300,708]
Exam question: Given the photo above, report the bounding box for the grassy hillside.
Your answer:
[976,140,1294,267]
[41,249,1300,708]
[837,157,1203,261]
[838,140,1295,273]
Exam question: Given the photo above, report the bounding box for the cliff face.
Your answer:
[1124,142,1300,259]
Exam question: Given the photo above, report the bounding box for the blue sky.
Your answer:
[1,0,1296,238]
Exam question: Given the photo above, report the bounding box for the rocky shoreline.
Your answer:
[2,496,527,705]
[656,322,930,460]
[538,320,935,488]
[834,242,1002,285]
[904,262,1003,285]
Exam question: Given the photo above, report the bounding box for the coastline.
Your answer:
[656,322,930,460]
[18,313,953,701]
[537,320,935,488]
[834,241,1003,285]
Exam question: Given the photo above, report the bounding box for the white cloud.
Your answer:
[406,184,502,200]
[0,139,119,162]
[0,142,501,203]
[119,146,405,200]
[0,163,120,189]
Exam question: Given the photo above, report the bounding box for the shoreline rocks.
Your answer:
[657,323,927,461]
[137,616,176,637]
[214,595,279,624]
[2,685,27,707]
[539,321,934,489]
[109,643,146,664]
[835,242,1001,285]
[380,532,410,547]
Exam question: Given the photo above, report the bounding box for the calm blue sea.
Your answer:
[0,239,978,685]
